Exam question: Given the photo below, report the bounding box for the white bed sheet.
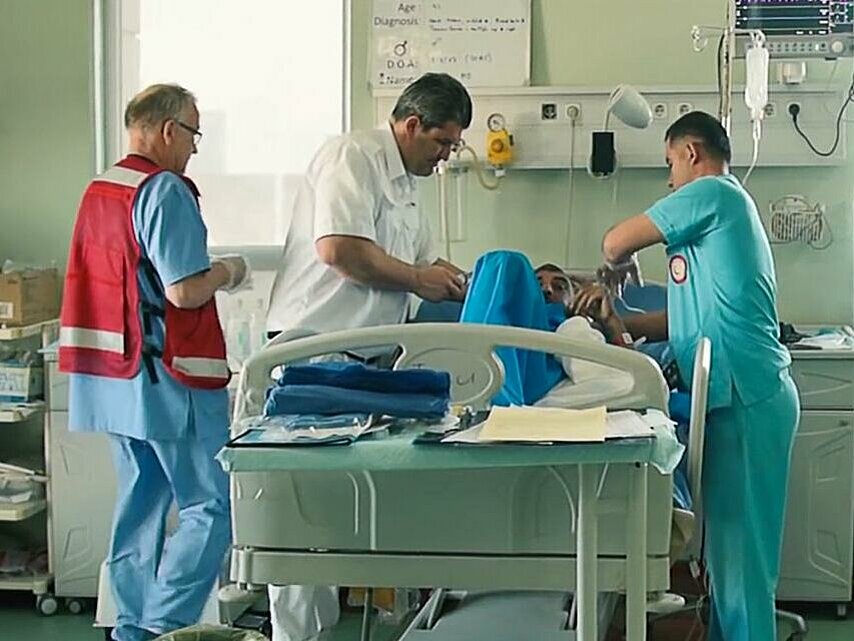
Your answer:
[536,375,635,409]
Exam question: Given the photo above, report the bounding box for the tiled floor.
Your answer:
[1,590,851,640]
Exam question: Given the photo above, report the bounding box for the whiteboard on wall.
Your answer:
[371,0,531,90]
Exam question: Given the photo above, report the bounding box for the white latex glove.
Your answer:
[596,253,643,298]
[213,254,252,292]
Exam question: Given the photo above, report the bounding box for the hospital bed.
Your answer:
[220,323,681,641]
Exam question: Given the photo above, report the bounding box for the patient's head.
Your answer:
[535,263,574,305]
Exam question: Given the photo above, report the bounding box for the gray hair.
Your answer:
[124,83,196,129]
[391,73,472,130]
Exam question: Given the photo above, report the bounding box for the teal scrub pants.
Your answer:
[107,433,231,641]
[704,371,799,641]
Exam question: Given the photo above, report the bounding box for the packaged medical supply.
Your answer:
[0,266,60,327]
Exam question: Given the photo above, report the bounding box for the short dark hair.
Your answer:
[391,73,473,130]
[535,263,565,274]
[665,111,732,163]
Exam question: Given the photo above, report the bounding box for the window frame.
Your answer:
[92,0,352,270]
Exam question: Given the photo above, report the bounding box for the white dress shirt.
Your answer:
[267,124,438,334]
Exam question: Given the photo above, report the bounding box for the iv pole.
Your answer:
[693,1,762,135]
[720,0,736,132]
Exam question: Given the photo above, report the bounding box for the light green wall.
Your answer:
[0,0,94,268]
[351,0,854,324]
[0,1,850,324]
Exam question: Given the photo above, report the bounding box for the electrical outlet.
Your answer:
[677,102,693,116]
[787,102,802,119]
[653,103,668,120]
[541,103,557,120]
[566,103,582,123]
[763,102,777,118]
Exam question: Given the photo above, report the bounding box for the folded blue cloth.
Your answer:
[460,250,565,406]
[264,384,448,419]
[275,362,451,396]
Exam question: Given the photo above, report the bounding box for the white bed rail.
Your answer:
[685,337,711,562]
[233,323,668,423]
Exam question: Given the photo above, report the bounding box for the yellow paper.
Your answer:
[478,405,607,443]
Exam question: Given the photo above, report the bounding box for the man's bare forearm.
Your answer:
[165,263,230,309]
[602,213,664,264]
[623,310,668,342]
[601,315,631,345]
[316,236,418,292]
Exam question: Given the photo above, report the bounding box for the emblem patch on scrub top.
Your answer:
[669,255,688,284]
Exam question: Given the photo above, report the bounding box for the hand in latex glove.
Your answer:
[596,253,643,298]
[214,254,251,292]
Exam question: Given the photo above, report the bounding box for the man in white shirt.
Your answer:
[267,72,472,337]
[265,73,472,641]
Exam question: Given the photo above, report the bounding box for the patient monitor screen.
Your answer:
[735,0,854,36]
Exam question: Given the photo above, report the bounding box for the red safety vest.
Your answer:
[59,155,231,389]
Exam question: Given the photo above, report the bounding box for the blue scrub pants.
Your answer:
[107,433,231,641]
[704,371,799,641]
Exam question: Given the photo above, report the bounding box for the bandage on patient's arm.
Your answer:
[556,317,622,382]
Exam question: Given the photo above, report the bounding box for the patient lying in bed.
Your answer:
[462,250,694,558]
[459,250,635,406]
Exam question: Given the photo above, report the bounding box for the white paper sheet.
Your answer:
[478,405,607,443]
[442,409,663,445]
[605,410,657,439]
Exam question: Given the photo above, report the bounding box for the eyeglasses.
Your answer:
[432,137,463,156]
[435,137,463,153]
[176,120,203,146]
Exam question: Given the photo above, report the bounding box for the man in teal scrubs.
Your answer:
[602,111,799,641]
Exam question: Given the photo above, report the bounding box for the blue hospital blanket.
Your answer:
[265,363,451,419]
[275,362,451,396]
[265,385,448,419]
[460,250,566,406]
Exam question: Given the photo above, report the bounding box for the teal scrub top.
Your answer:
[68,171,229,440]
[646,174,791,410]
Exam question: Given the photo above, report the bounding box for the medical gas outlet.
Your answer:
[486,112,513,168]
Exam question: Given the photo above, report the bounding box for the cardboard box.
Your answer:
[0,268,60,327]
[0,364,44,402]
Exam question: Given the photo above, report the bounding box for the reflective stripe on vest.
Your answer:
[96,166,149,189]
[170,356,230,380]
[60,326,125,354]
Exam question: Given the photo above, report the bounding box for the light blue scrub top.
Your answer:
[646,174,791,410]
[68,172,229,441]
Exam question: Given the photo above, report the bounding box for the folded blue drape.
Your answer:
[264,362,451,419]
[264,384,448,419]
[460,250,565,406]
[275,362,450,396]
